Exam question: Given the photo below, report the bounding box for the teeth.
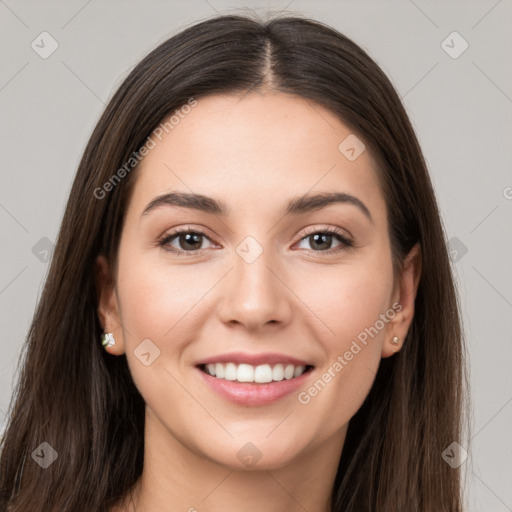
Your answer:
[224,362,237,380]
[272,364,284,381]
[284,364,295,380]
[203,362,308,383]
[215,363,224,378]
[254,364,272,383]
[237,364,254,382]
[293,366,304,378]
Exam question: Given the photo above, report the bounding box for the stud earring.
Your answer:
[101,332,116,349]
[391,336,399,345]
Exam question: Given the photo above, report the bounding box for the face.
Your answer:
[97,91,419,471]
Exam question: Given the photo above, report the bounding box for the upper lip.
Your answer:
[195,352,313,367]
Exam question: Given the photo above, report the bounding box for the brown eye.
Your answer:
[295,228,353,253]
[159,229,215,255]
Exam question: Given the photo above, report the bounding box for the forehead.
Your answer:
[129,92,386,221]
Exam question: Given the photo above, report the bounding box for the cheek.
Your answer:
[328,268,393,344]
[295,251,394,346]
[116,248,216,341]
[294,253,394,425]
[114,250,216,416]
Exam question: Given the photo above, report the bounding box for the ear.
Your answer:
[381,243,422,358]
[95,254,125,355]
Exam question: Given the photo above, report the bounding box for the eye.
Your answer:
[158,226,354,257]
[158,227,215,256]
[294,227,353,254]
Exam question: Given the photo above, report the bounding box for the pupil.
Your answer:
[180,233,201,250]
[311,233,331,250]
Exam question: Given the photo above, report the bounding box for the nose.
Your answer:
[216,246,293,332]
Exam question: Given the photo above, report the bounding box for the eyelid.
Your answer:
[298,224,353,242]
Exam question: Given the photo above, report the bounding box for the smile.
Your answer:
[199,362,312,383]
[196,363,315,406]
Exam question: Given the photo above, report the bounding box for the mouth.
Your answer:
[197,362,315,384]
[195,361,315,406]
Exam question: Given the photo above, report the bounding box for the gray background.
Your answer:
[0,0,511,510]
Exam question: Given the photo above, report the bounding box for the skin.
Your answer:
[96,91,421,512]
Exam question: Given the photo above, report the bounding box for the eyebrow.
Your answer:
[142,191,373,223]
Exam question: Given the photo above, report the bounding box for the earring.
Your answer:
[391,336,399,345]
[101,332,116,349]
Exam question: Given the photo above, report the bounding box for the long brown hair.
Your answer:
[0,12,469,511]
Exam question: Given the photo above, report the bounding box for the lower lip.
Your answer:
[196,366,314,406]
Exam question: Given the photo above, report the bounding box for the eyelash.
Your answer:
[158,226,354,257]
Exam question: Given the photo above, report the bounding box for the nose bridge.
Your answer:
[217,234,292,329]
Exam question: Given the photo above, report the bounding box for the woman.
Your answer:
[0,12,468,512]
